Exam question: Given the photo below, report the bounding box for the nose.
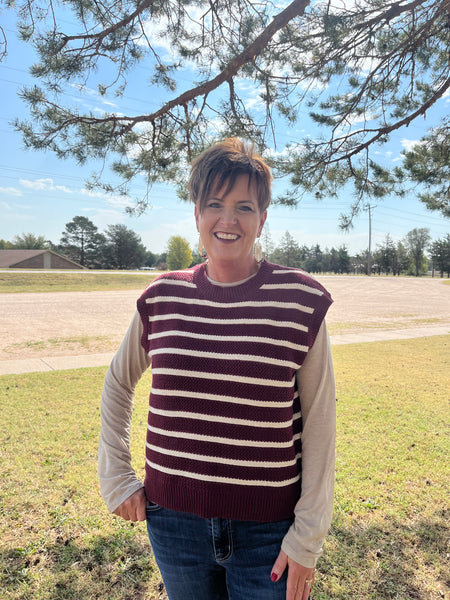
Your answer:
[219,206,237,225]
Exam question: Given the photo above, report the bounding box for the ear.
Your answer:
[258,210,267,236]
[194,204,200,231]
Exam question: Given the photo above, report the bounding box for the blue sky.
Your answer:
[0,7,448,257]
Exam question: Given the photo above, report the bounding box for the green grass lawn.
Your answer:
[0,271,158,293]
[0,336,448,599]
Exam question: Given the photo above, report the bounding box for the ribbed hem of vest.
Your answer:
[144,470,301,523]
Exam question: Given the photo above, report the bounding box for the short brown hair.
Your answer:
[188,138,272,213]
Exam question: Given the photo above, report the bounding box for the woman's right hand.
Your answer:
[113,487,147,521]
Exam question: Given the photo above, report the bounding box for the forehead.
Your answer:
[209,173,257,200]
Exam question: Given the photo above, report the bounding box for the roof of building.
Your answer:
[0,249,83,269]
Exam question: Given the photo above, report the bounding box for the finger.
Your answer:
[270,549,288,582]
[114,502,133,520]
[136,497,148,521]
[112,488,146,521]
[302,574,314,600]
[285,561,300,600]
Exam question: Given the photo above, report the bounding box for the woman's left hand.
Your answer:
[271,550,315,600]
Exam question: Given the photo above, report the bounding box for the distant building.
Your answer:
[0,249,85,270]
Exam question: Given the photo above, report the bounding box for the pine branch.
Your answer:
[325,76,450,166]
[59,0,157,49]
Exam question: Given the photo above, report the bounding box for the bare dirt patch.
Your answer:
[0,277,448,361]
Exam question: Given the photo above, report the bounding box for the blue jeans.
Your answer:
[146,503,296,599]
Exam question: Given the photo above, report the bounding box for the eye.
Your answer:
[239,204,254,212]
[206,201,221,209]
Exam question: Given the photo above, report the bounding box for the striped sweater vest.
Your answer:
[137,260,332,522]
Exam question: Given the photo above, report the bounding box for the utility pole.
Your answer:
[365,204,376,276]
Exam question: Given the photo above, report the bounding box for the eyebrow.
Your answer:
[207,195,257,204]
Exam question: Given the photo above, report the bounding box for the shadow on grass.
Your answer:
[2,510,448,599]
[0,527,167,600]
[316,509,449,599]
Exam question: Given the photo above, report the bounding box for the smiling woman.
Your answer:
[99,137,336,600]
[191,138,271,283]
[194,174,267,282]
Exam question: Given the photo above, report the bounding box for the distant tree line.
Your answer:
[1,217,449,277]
[261,227,450,278]
[370,230,449,278]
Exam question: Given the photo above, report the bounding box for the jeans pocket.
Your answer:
[146,501,162,517]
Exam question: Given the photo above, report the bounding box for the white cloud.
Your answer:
[234,80,265,112]
[70,83,94,95]
[0,187,22,197]
[20,178,53,190]
[55,185,73,194]
[400,139,422,153]
[80,188,112,198]
[19,178,74,193]
[92,106,124,117]
[266,144,306,160]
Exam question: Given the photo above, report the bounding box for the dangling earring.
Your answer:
[254,238,263,263]
[198,236,207,259]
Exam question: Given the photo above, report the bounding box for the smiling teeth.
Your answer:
[216,233,239,240]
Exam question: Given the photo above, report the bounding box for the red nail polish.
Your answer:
[271,572,278,582]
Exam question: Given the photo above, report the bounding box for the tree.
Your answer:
[374,234,397,275]
[399,120,450,218]
[336,246,351,275]
[144,250,158,268]
[429,234,450,278]
[404,228,431,277]
[326,247,350,275]
[12,232,49,249]
[303,244,324,274]
[190,248,205,267]
[350,249,369,275]
[103,224,147,269]
[260,224,275,262]
[8,0,449,221]
[156,252,168,271]
[166,236,192,270]
[393,241,409,276]
[271,231,303,268]
[59,216,105,267]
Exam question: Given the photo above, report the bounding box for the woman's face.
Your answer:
[195,174,267,275]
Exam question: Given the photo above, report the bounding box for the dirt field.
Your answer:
[0,276,449,361]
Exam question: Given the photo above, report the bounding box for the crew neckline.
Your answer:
[206,263,261,287]
[194,260,270,299]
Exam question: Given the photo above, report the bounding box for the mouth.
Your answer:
[214,232,240,241]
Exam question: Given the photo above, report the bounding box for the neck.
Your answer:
[206,258,261,283]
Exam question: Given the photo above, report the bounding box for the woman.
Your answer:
[99,138,336,600]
